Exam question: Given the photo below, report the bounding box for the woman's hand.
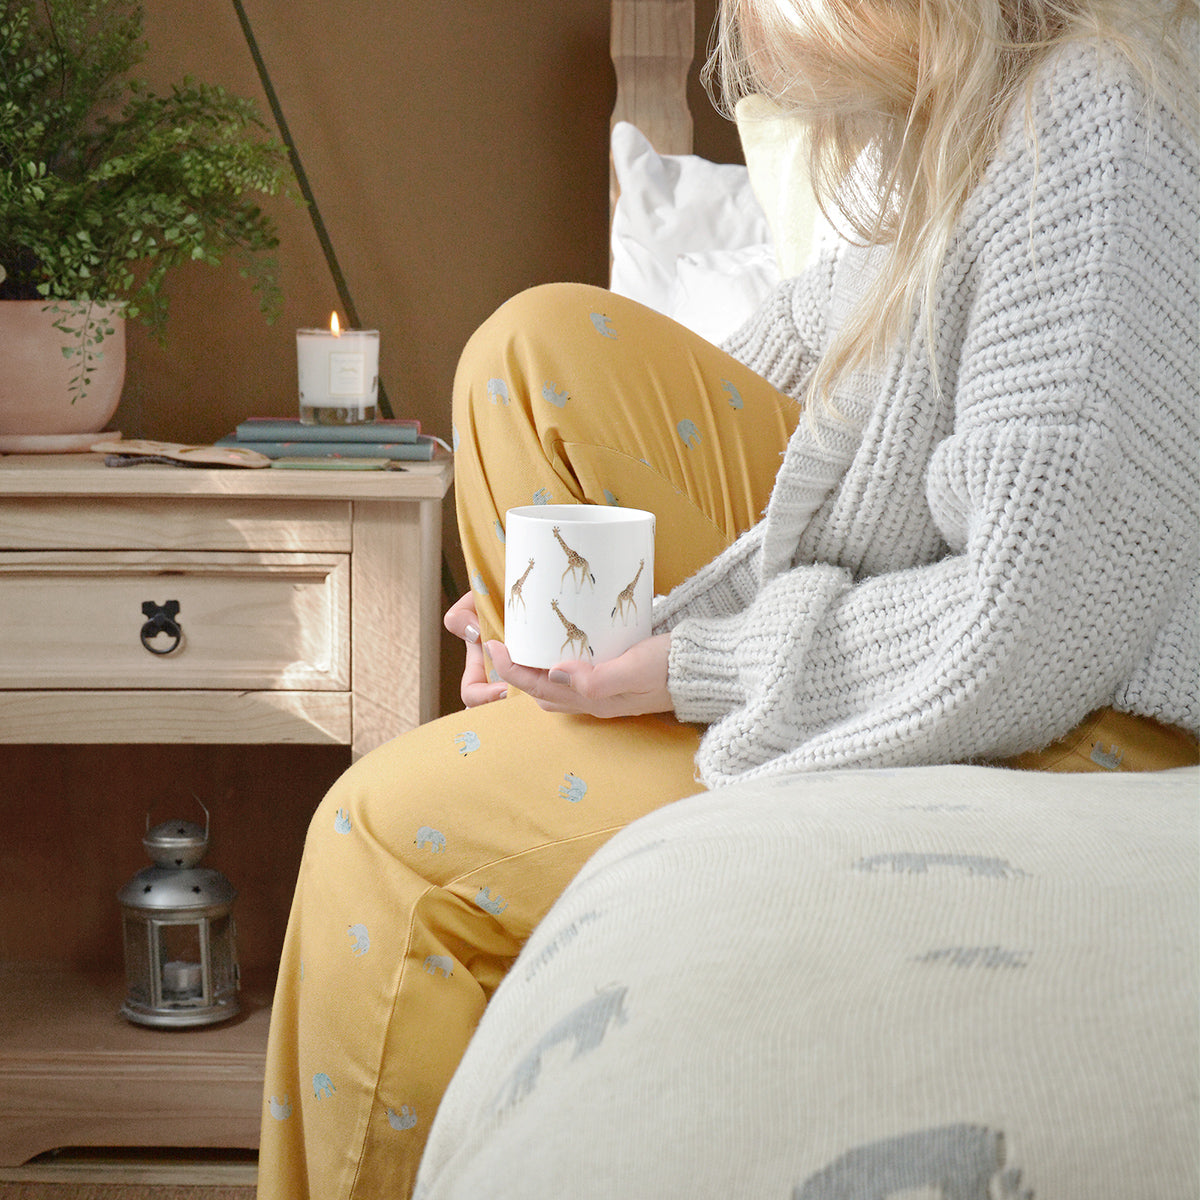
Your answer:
[485,633,674,718]
[444,593,508,707]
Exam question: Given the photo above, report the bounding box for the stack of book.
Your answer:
[217,417,437,467]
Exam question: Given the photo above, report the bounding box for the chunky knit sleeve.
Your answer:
[666,44,1200,784]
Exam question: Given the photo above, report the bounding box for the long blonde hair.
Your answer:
[706,0,1197,408]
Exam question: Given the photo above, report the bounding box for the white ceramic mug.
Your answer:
[503,505,655,669]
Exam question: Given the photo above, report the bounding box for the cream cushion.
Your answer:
[416,764,1199,1199]
[734,93,832,277]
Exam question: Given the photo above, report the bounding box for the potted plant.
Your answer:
[0,0,292,443]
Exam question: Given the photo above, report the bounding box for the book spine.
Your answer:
[216,435,436,460]
[235,419,419,443]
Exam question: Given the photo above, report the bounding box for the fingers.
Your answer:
[484,641,548,695]
[443,592,480,642]
[486,645,581,714]
[485,637,673,718]
[446,593,506,706]
[460,639,507,707]
[552,636,673,710]
[445,605,674,715]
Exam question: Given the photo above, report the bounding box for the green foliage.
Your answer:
[0,0,293,349]
[45,297,117,405]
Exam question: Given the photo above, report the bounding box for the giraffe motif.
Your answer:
[508,557,535,614]
[550,599,593,659]
[552,526,595,592]
[611,558,645,625]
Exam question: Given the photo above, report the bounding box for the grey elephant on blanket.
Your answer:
[492,985,629,1113]
[794,1125,1030,1200]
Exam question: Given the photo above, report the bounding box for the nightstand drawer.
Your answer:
[0,551,349,690]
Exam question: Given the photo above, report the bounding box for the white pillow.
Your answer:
[667,244,780,345]
[609,121,776,339]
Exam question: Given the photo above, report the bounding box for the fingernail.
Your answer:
[464,623,480,644]
[548,669,571,686]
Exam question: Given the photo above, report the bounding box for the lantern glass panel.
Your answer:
[122,914,152,1006]
[159,922,205,1003]
[208,914,238,995]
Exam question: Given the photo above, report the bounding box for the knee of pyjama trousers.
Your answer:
[257,688,707,1200]
[451,282,799,643]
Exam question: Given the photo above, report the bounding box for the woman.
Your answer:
[257,1,1198,1195]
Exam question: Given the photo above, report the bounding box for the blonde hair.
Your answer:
[706,0,1198,409]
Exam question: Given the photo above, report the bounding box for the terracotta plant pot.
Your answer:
[0,299,126,437]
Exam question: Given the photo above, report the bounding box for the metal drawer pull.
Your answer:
[140,600,183,655]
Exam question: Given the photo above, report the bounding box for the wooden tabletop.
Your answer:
[0,451,453,501]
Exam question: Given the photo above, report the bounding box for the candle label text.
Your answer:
[329,352,366,396]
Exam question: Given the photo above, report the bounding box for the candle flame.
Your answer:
[329,311,341,337]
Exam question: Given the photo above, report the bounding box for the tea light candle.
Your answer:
[162,960,203,997]
[297,312,379,425]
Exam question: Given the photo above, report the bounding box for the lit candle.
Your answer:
[162,960,203,998]
[297,312,380,425]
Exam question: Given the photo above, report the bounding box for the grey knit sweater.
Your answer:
[654,38,1199,785]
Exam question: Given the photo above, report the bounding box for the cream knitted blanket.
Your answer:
[415,765,1199,1199]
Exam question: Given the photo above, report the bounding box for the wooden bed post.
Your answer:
[610,0,696,218]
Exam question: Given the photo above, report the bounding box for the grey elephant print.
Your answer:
[347,923,370,956]
[475,886,508,916]
[454,730,481,756]
[855,852,1026,879]
[722,378,744,409]
[677,418,701,448]
[551,526,595,592]
[1090,741,1124,769]
[268,1094,292,1120]
[550,598,593,659]
[559,772,588,803]
[541,381,569,407]
[486,377,510,405]
[415,826,446,853]
[312,1072,336,1099]
[590,311,617,338]
[793,1124,1030,1200]
[522,910,602,983]
[916,945,1031,970]
[423,954,454,978]
[493,984,629,1112]
[611,558,645,625]
[387,1105,418,1131]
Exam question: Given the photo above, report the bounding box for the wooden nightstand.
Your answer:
[0,451,453,1169]
[0,452,453,758]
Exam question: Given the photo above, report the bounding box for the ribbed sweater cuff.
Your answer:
[667,562,853,730]
[667,614,753,724]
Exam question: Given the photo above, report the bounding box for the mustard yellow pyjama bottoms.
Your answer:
[256,284,1198,1200]
[255,284,798,1200]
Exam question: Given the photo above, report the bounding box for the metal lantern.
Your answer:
[117,806,240,1028]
